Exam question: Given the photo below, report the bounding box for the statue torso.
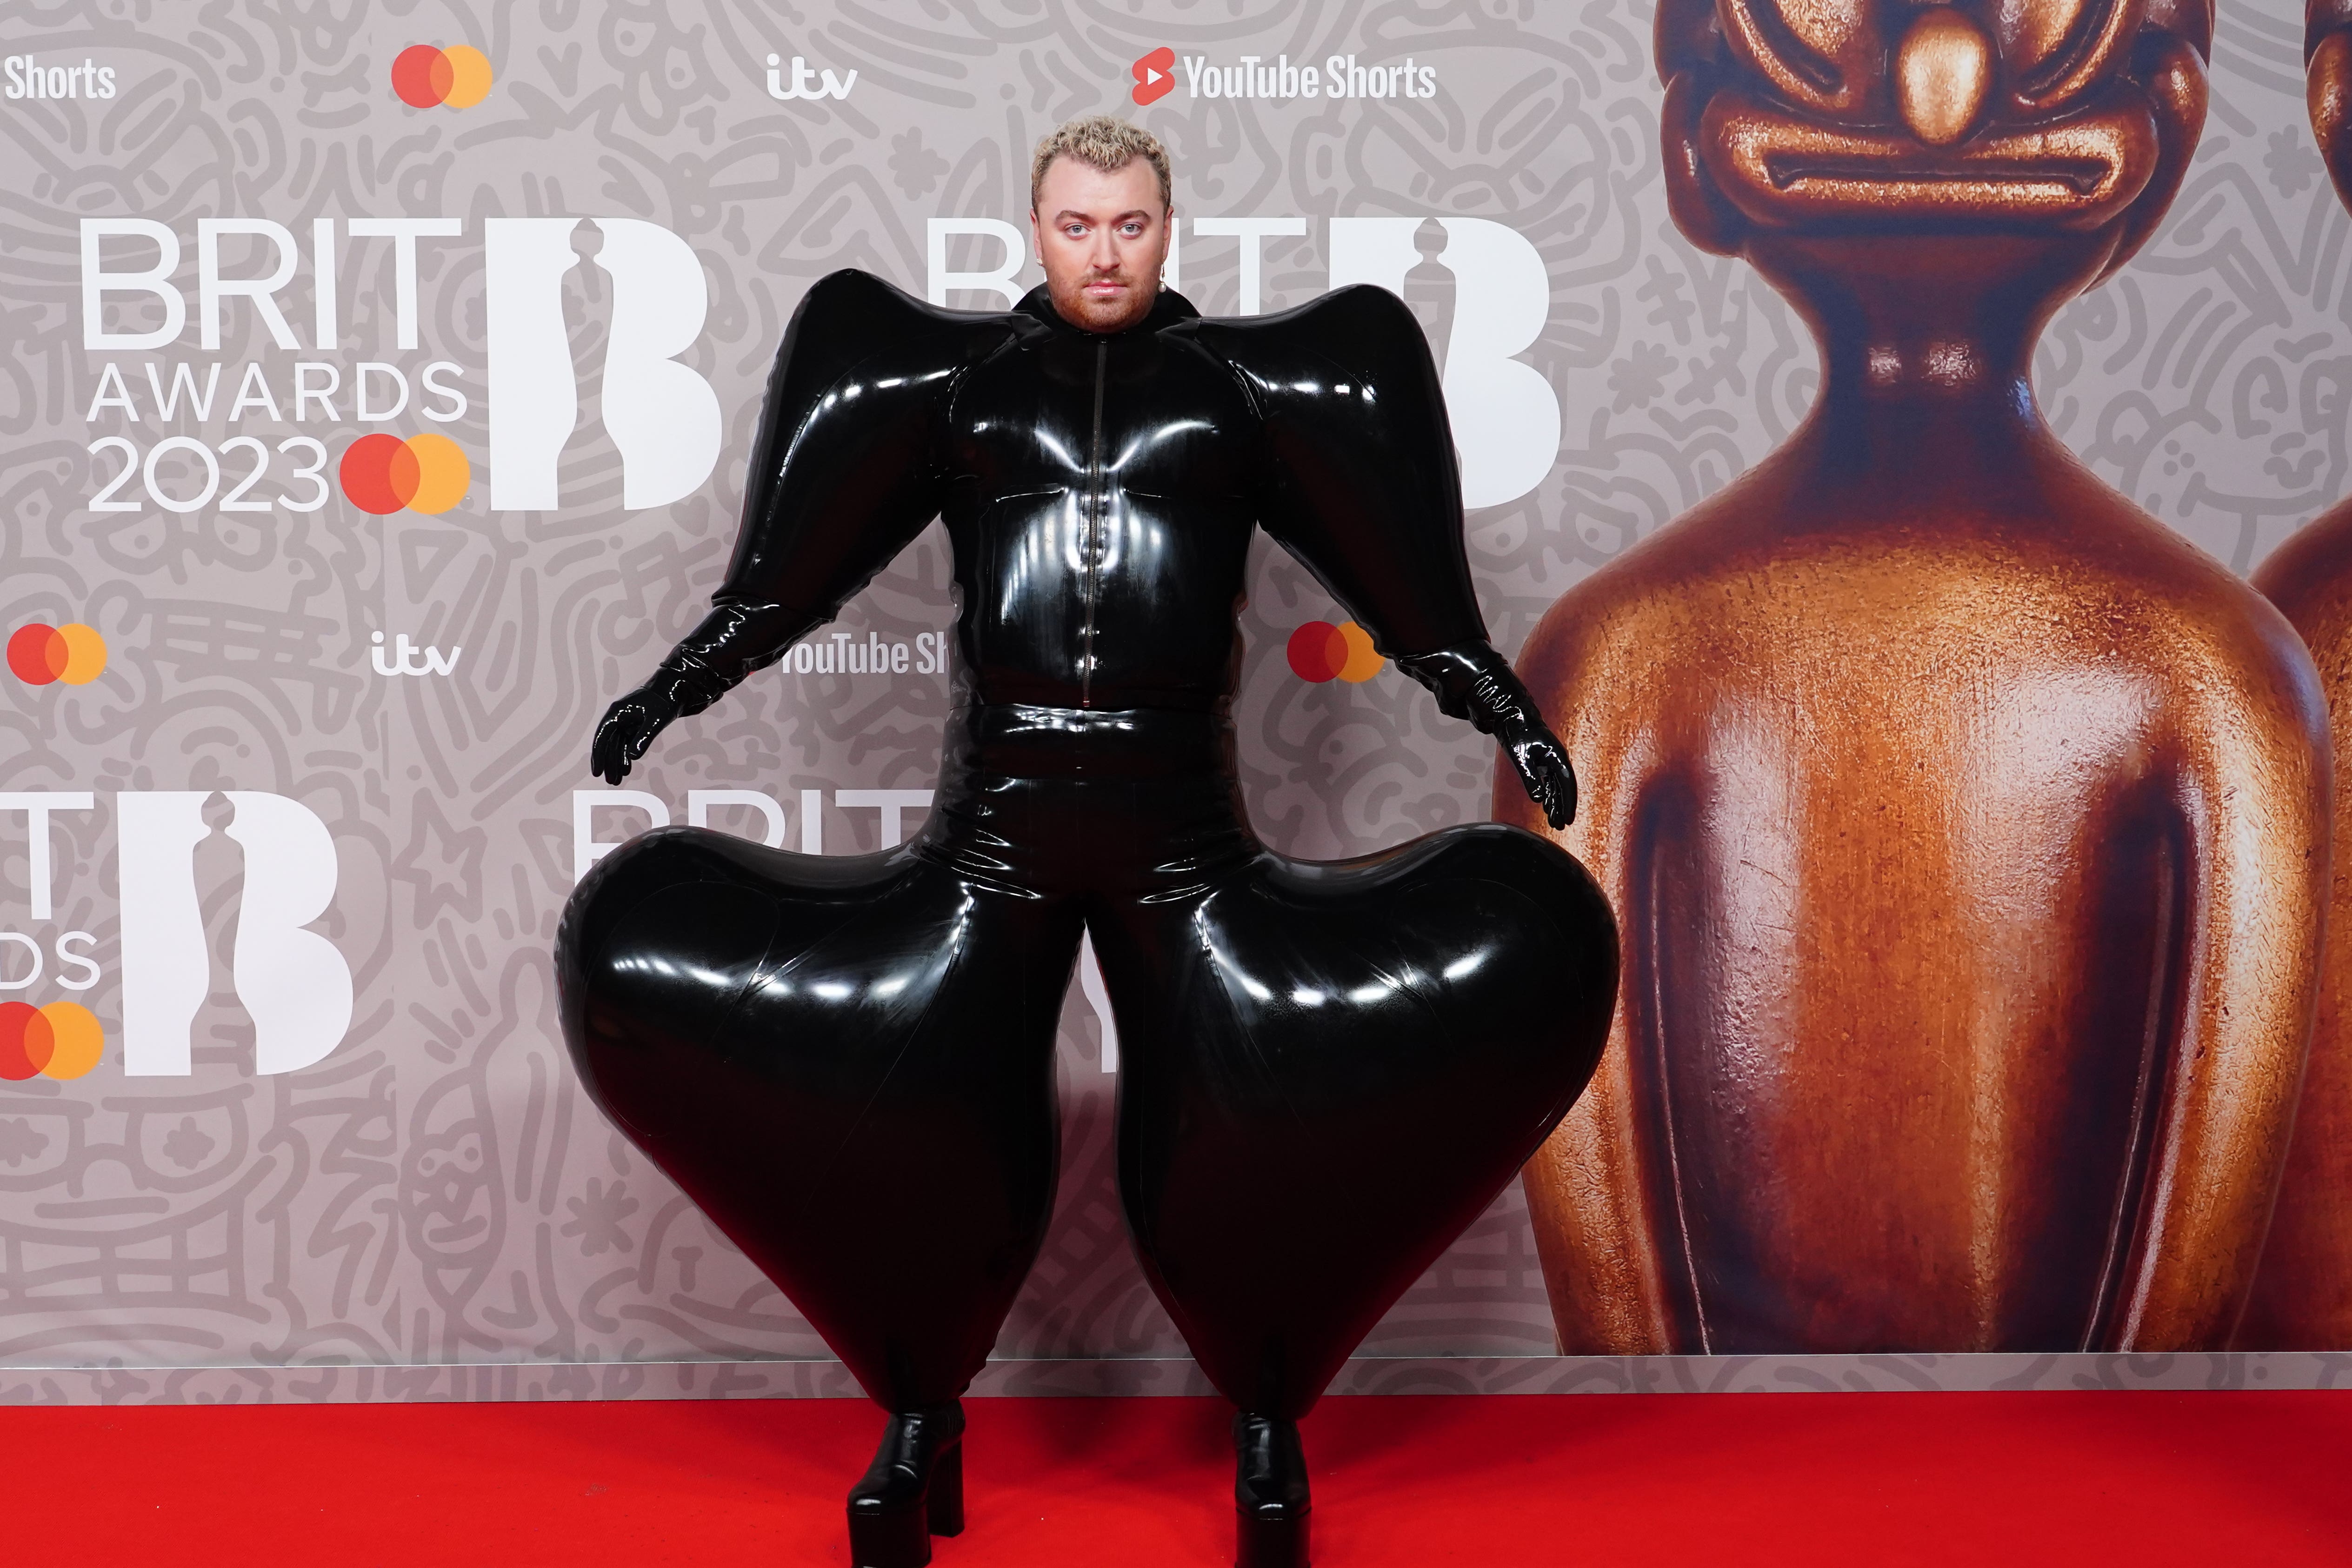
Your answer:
[1509,424,2328,1354]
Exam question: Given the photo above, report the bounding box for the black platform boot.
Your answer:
[1232,1411,1311,1568]
[847,1400,966,1568]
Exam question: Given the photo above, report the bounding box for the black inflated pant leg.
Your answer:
[1094,827,1617,1420]
[558,825,1083,1411]
[558,701,1613,1421]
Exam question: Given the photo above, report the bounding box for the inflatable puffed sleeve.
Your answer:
[1198,286,1579,826]
[1206,285,1484,655]
[592,271,965,785]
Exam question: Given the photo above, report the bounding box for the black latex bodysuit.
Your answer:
[556,272,1617,1424]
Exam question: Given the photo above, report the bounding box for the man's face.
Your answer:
[1030,154,1170,333]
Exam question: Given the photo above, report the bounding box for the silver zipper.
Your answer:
[1079,334,1107,708]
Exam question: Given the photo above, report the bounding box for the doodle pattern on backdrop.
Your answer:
[0,0,2344,1388]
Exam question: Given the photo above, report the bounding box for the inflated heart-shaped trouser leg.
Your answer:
[1099,825,1617,1419]
[557,826,1082,1412]
[556,761,1616,1423]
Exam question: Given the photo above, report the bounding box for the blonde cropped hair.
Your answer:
[1029,115,1172,211]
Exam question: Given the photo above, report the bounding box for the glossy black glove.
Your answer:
[1395,643,1579,830]
[590,600,812,785]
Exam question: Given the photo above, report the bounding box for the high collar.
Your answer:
[1017,283,1199,337]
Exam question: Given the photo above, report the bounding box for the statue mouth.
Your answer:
[1702,84,2159,231]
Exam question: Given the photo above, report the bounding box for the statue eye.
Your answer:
[1715,0,1886,116]
[1999,0,2145,108]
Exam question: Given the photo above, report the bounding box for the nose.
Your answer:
[1896,6,1994,146]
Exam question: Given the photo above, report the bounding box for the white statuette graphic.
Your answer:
[1426,219,1559,509]
[593,218,723,510]
[484,217,583,511]
[223,791,353,1075]
[1327,216,1561,509]
[486,216,719,512]
[117,791,212,1076]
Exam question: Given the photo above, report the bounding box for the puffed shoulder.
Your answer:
[778,268,1026,384]
[1180,284,1434,374]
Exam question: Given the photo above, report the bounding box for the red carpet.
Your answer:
[10,1391,2345,1565]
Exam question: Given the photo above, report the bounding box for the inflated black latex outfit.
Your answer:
[557,272,1618,1566]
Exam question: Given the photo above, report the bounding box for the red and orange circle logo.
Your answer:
[339,434,471,515]
[6,623,107,686]
[1286,620,1385,683]
[0,1001,104,1082]
[392,44,493,108]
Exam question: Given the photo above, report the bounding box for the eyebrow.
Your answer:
[1054,209,1155,224]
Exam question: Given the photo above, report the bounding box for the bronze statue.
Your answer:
[1500,0,2331,1354]
[2237,0,2352,1351]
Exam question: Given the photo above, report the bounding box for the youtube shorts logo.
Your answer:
[1130,46,1173,106]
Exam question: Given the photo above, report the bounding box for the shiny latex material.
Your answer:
[723,271,1494,712]
[557,275,1619,1425]
[583,270,1577,820]
[2235,1,2352,1350]
[1506,0,2328,1355]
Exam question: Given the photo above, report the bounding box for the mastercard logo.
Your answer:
[6,623,107,686]
[1287,620,1386,684]
[0,1001,103,1082]
[392,44,493,109]
[339,433,471,515]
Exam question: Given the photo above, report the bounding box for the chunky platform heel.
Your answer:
[1232,1411,1310,1568]
[1237,1508,1310,1568]
[848,1401,966,1568]
[926,1443,965,1537]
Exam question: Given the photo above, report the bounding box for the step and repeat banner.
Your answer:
[2,0,2348,1392]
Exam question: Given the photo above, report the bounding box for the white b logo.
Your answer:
[118,791,353,1076]
[483,218,722,512]
[1328,218,1561,510]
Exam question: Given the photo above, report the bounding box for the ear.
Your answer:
[2311,0,2352,64]
[2095,29,2205,281]
[2313,28,2352,211]
[1661,70,1746,257]
[1655,0,1727,86]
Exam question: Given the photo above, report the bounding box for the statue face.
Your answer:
[2308,0,2352,207]
[1659,0,2212,271]
[1029,155,1171,333]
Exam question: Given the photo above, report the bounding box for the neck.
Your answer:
[1748,232,2115,479]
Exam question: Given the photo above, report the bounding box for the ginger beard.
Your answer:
[1031,154,1170,334]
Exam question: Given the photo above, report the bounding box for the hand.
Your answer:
[590,685,682,785]
[1499,716,1579,831]
[1393,641,1580,831]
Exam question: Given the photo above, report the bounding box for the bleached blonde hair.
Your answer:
[1029,114,1171,210]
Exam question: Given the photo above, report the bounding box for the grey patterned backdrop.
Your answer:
[1,0,2347,1402]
